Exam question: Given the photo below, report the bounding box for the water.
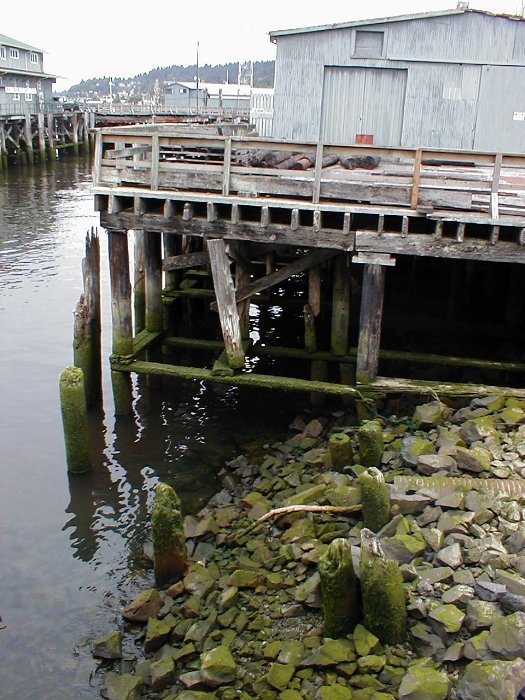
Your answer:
[0,157,305,698]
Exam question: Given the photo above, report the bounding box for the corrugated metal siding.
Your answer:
[321,67,406,146]
[272,12,525,150]
[474,66,525,151]
[250,91,274,137]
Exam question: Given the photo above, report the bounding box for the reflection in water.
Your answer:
[0,156,308,699]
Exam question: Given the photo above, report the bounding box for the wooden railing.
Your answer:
[93,126,525,223]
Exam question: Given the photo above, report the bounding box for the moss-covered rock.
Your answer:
[122,588,161,623]
[92,631,122,659]
[412,401,450,430]
[266,662,296,690]
[400,437,435,467]
[200,646,237,687]
[398,666,450,700]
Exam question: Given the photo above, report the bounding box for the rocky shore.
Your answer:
[94,396,525,700]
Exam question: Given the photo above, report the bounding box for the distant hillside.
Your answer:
[66,60,275,99]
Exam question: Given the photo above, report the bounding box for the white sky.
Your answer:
[2,0,524,90]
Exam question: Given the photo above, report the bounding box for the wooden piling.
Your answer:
[207,238,245,369]
[59,366,92,473]
[151,483,187,586]
[356,264,386,384]
[74,229,102,407]
[46,113,56,159]
[36,113,46,162]
[23,117,34,164]
[108,230,133,414]
[134,230,146,334]
[331,254,352,387]
[163,232,179,291]
[144,230,163,387]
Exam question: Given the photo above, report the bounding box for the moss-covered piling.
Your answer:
[151,483,187,587]
[318,538,359,637]
[358,419,384,468]
[59,366,92,473]
[360,528,407,645]
[358,467,391,532]
[328,432,353,471]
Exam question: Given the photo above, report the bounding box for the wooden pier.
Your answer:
[0,108,93,169]
[92,125,525,408]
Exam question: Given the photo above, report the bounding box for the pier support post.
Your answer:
[70,111,79,154]
[163,232,179,291]
[59,366,92,473]
[134,230,146,334]
[74,229,102,407]
[36,112,46,162]
[0,123,6,171]
[152,483,187,586]
[208,238,245,369]
[145,230,163,386]
[46,113,56,159]
[23,117,34,164]
[356,261,388,385]
[108,230,133,415]
[331,254,353,387]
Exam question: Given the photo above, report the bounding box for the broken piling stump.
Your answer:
[319,538,359,637]
[151,483,187,587]
[59,366,92,474]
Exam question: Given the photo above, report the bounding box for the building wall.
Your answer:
[272,12,525,151]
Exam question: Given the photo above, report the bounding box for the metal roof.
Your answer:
[269,8,525,40]
[0,67,57,80]
[0,33,44,53]
[165,81,253,97]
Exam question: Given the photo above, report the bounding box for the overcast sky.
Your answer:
[2,0,524,89]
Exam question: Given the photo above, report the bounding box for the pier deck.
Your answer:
[92,125,525,408]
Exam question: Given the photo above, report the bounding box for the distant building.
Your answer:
[164,81,252,111]
[270,8,525,152]
[0,33,56,115]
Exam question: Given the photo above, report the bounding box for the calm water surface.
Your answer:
[0,157,304,698]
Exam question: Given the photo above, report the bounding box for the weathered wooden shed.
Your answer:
[270,8,525,152]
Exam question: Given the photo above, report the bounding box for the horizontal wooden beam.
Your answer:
[163,250,210,271]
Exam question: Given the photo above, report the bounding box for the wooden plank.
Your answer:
[355,231,525,263]
[356,264,386,384]
[207,238,245,369]
[411,148,423,209]
[234,249,338,304]
[163,251,210,271]
[107,144,151,159]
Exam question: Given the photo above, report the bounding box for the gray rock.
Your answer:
[400,436,436,467]
[441,585,475,606]
[418,566,454,585]
[500,593,525,613]
[505,526,525,554]
[417,454,456,475]
[465,600,502,632]
[495,569,525,596]
[436,543,463,569]
[389,492,433,515]
[416,506,442,527]
[455,446,492,473]
[412,401,450,430]
[486,611,525,660]
[465,491,496,513]
[457,659,525,700]
[474,580,507,602]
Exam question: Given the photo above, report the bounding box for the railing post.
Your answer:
[222,137,232,196]
[410,149,423,209]
[491,153,502,220]
[151,134,159,190]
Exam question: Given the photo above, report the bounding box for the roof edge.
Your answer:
[269,8,524,39]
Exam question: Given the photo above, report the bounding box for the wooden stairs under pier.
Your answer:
[93,126,525,403]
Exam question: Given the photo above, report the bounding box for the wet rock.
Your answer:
[100,673,143,700]
[183,564,216,597]
[145,617,172,653]
[150,657,175,692]
[122,588,161,622]
[266,662,296,690]
[486,611,525,659]
[92,631,122,660]
[398,665,450,700]
[412,401,450,430]
[200,646,237,687]
[400,437,435,467]
[456,658,525,700]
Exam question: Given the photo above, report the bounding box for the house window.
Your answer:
[25,92,33,101]
[179,88,187,94]
[354,30,384,58]
[0,47,6,60]
[12,92,20,101]
[10,48,19,59]
[30,52,38,64]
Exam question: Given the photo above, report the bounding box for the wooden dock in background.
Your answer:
[92,125,525,411]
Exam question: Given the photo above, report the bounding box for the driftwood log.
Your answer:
[340,155,381,170]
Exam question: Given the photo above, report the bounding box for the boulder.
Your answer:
[122,588,161,623]
[412,401,450,430]
[398,665,450,700]
[457,659,525,700]
[486,611,525,660]
[92,631,122,660]
[100,673,143,700]
[200,646,237,687]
